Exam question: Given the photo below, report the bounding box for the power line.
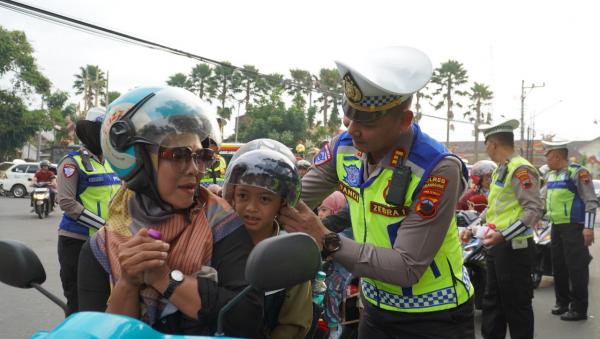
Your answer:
[0,0,342,99]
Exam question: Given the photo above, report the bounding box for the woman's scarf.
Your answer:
[90,185,243,325]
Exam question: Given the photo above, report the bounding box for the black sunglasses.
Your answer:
[158,146,215,171]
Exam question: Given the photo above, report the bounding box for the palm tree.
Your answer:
[208,62,241,121]
[431,60,469,146]
[414,86,432,124]
[166,73,191,89]
[73,65,107,112]
[315,68,342,127]
[464,82,494,161]
[188,64,212,101]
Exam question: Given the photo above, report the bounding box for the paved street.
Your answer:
[0,196,599,338]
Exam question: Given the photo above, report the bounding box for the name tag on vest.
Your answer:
[338,181,359,202]
[370,201,408,218]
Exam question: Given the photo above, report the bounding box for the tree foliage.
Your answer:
[73,65,107,111]
[431,60,469,146]
[237,88,306,147]
[464,82,494,161]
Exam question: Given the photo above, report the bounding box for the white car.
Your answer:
[0,161,57,198]
[594,179,600,199]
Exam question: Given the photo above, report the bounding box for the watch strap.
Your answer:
[162,274,183,300]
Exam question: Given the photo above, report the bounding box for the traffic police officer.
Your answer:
[470,119,543,339]
[280,46,475,339]
[200,138,226,187]
[542,140,598,321]
[56,107,121,315]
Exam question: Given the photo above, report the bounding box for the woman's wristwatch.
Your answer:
[321,232,342,260]
[162,270,184,300]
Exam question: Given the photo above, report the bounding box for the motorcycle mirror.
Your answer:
[0,240,46,288]
[215,232,320,336]
[245,232,321,291]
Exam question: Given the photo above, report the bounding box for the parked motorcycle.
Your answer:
[31,183,52,219]
[532,219,552,288]
[0,233,320,338]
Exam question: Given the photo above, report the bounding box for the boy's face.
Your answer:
[233,185,282,234]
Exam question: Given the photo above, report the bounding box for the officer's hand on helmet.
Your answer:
[583,229,594,247]
[117,228,170,287]
[482,230,504,248]
[459,228,473,244]
[279,200,328,250]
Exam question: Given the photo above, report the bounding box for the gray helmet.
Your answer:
[296,159,311,170]
[39,160,50,167]
[223,149,301,207]
[230,138,296,166]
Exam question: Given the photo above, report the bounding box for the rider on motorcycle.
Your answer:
[31,160,57,209]
[457,160,497,213]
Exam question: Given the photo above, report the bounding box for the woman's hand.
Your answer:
[117,228,170,287]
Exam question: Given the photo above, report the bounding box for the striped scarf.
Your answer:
[90,185,243,325]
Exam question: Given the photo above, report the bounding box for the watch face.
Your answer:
[171,270,184,282]
[324,233,341,252]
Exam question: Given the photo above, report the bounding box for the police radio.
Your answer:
[385,162,412,207]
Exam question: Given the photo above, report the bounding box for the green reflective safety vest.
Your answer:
[486,156,535,240]
[545,164,585,225]
[200,155,226,187]
[58,152,121,237]
[333,127,473,313]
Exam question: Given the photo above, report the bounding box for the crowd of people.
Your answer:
[43,46,598,339]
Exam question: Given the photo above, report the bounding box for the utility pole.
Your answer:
[520,80,545,156]
[105,70,109,106]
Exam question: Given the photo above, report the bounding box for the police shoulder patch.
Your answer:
[62,163,76,178]
[515,169,533,189]
[415,176,448,219]
[314,143,332,166]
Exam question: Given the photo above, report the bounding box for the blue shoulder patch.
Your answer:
[314,143,332,166]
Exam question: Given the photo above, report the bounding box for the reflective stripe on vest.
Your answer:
[59,152,121,237]
[546,164,585,224]
[486,156,534,240]
[334,125,473,313]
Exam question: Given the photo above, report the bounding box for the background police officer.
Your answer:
[200,138,226,187]
[467,119,543,339]
[280,46,474,339]
[542,140,598,321]
[56,107,120,315]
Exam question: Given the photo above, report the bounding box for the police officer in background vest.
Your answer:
[200,138,226,187]
[463,119,543,339]
[542,141,598,321]
[279,46,475,339]
[56,107,121,315]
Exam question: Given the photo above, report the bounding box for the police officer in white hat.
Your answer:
[279,46,475,338]
[464,119,543,338]
[542,140,598,321]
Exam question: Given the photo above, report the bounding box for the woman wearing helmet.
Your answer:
[77,86,261,337]
[223,144,312,339]
[457,160,497,213]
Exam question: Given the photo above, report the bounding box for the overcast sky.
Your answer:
[1,0,599,142]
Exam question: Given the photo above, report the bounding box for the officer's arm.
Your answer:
[322,204,351,233]
[57,158,105,230]
[300,136,341,210]
[574,168,599,229]
[501,166,544,241]
[332,157,463,287]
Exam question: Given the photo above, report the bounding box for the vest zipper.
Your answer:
[446,257,463,306]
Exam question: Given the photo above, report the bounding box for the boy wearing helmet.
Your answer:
[223,140,313,339]
[77,87,262,337]
[56,106,121,315]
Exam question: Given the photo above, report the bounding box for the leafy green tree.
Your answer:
[0,26,51,96]
[188,64,212,100]
[46,90,69,111]
[287,69,313,106]
[464,82,494,161]
[0,26,52,160]
[431,60,469,146]
[106,90,121,105]
[237,88,306,147]
[166,72,191,88]
[73,65,107,111]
